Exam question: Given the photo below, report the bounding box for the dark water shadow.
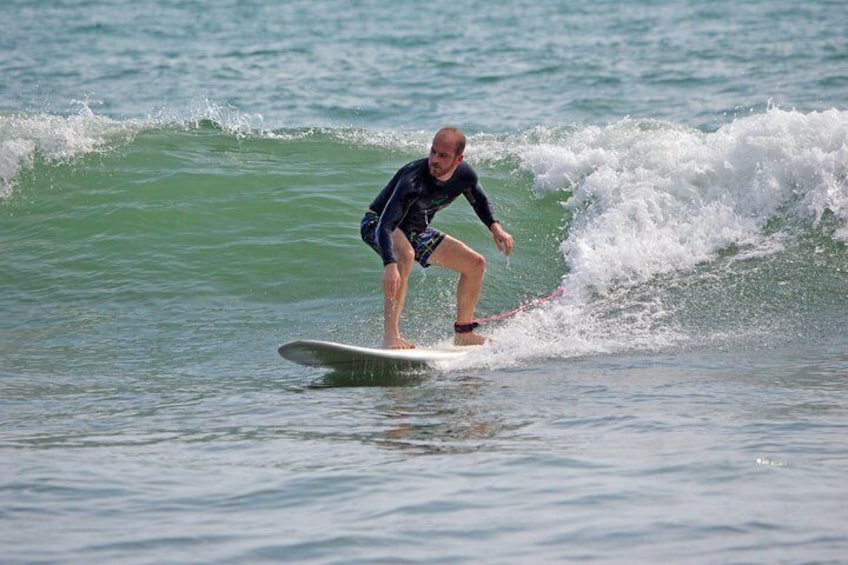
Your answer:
[307,367,431,388]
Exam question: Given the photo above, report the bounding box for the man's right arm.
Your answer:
[375,179,413,266]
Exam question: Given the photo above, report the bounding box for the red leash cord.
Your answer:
[473,287,566,325]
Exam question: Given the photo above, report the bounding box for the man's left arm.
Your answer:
[465,180,514,256]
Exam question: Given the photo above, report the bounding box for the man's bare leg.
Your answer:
[428,235,487,346]
[383,229,416,349]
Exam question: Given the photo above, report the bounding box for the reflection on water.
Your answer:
[305,367,506,454]
[376,376,503,454]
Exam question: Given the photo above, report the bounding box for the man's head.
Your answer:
[428,127,466,181]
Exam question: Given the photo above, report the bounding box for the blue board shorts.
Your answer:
[360,211,445,268]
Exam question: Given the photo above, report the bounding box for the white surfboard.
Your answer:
[278,339,470,373]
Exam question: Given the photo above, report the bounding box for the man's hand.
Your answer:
[490,223,515,256]
[383,262,401,299]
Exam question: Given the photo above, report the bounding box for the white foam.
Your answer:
[507,108,848,295]
[0,99,296,197]
[455,108,848,367]
[0,102,141,198]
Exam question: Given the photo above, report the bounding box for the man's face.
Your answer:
[428,133,463,181]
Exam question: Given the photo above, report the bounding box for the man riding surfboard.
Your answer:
[361,127,515,348]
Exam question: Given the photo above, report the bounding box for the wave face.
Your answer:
[2,107,846,372]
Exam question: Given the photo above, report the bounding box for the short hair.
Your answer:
[436,127,466,156]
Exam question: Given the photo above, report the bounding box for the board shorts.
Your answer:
[360,211,445,268]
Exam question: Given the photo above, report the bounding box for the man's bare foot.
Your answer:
[382,337,416,349]
[454,331,487,346]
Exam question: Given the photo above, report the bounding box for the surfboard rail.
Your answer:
[277,339,470,373]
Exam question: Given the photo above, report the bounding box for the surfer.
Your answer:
[361,127,515,349]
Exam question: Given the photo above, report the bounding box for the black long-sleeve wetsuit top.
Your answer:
[367,158,498,265]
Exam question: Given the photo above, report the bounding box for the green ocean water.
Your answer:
[3,125,564,369]
[6,116,845,372]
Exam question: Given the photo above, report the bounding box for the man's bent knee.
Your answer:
[391,231,415,269]
[395,244,415,267]
[467,251,486,276]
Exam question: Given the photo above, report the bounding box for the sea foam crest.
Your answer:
[0,102,140,198]
[0,99,278,198]
[449,109,848,366]
[511,108,848,295]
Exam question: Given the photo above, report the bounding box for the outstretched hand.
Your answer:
[490,222,515,256]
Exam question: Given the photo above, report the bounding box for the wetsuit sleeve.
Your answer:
[375,181,415,265]
[464,181,498,228]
